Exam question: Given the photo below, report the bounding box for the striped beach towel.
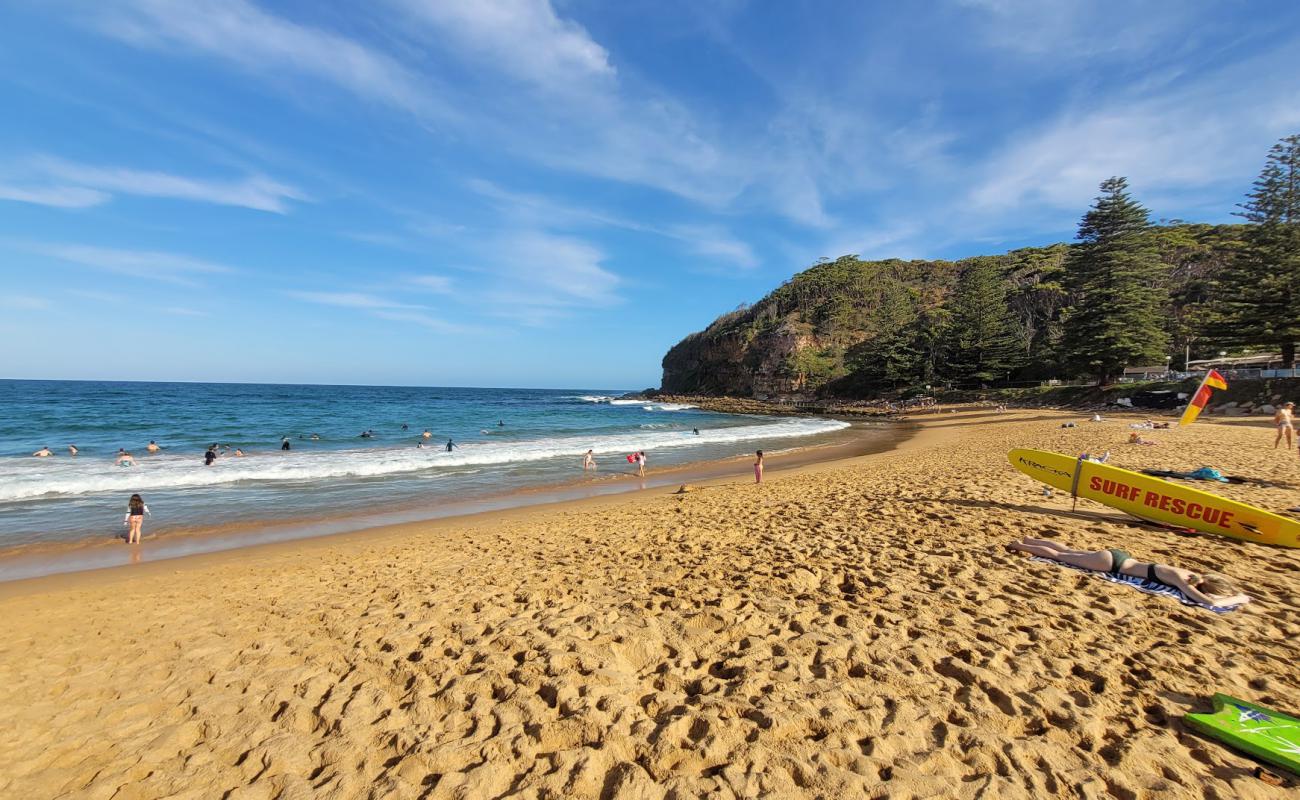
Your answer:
[1028,557,1247,613]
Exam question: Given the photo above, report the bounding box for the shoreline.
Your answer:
[0,417,914,585]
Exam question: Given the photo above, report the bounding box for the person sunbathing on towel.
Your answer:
[1128,432,1157,445]
[1007,537,1249,607]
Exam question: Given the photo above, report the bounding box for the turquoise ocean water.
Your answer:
[0,381,864,555]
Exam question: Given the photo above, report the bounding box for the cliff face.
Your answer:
[660,225,1242,399]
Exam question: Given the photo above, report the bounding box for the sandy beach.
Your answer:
[3,408,1299,799]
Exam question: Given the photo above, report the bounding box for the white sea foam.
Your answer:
[0,417,849,502]
[607,399,696,411]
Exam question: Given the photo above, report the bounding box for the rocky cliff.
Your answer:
[660,225,1241,399]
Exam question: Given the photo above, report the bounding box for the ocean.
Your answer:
[0,381,874,572]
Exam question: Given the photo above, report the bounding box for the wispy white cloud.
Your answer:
[285,291,424,310]
[25,242,235,285]
[408,275,454,293]
[0,295,51,310]
[96,0,450,121]
[286,290,469,333]
[468,179,759,269]
[161,306,210,317]
[665,225,759,270]
[0,184,109,209]
[28,157,307,213]
[393,0,614,93]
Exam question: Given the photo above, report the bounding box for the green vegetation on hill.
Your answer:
[661,135,1299,399]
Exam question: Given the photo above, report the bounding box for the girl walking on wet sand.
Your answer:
[124,493,150,544]
[754,450,764,483]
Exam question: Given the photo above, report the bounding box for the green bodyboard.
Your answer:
[1184,693,1300,775]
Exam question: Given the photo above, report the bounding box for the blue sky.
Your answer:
[2,1,1298,388]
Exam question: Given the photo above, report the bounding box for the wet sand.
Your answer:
[2,408,1298,798]
[0,419,909,582]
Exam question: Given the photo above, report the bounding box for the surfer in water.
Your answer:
[1006,537,1249,607]
[1274,402,1295,449]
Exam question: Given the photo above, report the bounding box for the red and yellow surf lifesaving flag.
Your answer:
[1179,369,1228,427]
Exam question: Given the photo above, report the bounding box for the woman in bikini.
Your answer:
[1275,402,1295,449]
[124,493,150,544]
[1007,537,1249,607]
[754,450,764,484]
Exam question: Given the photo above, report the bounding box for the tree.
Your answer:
[946,257,1024,385]
[1061,177,1169,384]
[1212,134,1300,365]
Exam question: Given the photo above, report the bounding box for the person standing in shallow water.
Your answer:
[635,451,646,477]
[583,449,595,471]
[754,450,764,484]
[124,493,150,544]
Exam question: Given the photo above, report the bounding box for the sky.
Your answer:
[2,0,1299,388]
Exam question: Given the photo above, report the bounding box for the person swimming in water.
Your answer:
[32,446,53,457]
[146,440,161,453]
[1006,537,1249,607]
[498,420,505,427]
[693,428,700,435]
[68,444,78,456]
[422,430,432,440]
[234,448,244,457]
[401,423,409,431]
[115,449,136,466]
[446,439,457,452]
[204,447,217,466]
[124,493,150,545]
[281,437,291,451]
[360,430,372,438]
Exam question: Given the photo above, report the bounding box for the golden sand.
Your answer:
[2,409,1298,799]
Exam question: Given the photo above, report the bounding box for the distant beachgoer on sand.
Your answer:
[1128,432,1157,445]
[68,444,78,456]
[755,450,764,483]
[446,439,457,452]
[115,449,136,467]
[281,437,291,451]
[204,447,217,466]
[123,493,150,545]
[635,451,646,477]
[32,446,53,457]
[583,449,595,471]
[1007,537,1249,608]
[146,440,161,453]
[422,430,432,440]
[1275,402,1295,449]
[1090,414,1103,422]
